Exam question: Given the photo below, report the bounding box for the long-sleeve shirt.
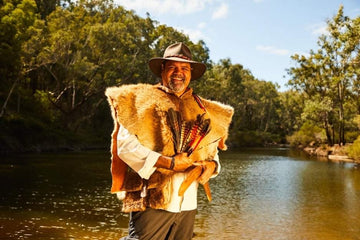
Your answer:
[116,124,221,213]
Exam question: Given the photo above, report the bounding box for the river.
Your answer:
[1,148,359,240]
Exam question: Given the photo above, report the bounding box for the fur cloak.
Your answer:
[106,83,233,212]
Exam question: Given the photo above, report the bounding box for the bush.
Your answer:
[287,122,326,147]
[0,114,85,153]
[345,131,359,143]
[347,135,360,160]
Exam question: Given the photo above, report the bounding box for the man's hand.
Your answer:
[197,161,217,185]
[172,152,194,171]
[155,153,194,171]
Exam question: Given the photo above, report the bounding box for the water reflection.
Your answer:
[1,152,128,240]
[195,148,360,240]
[1,149,360,239]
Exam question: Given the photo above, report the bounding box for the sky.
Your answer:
[113,0,360,91]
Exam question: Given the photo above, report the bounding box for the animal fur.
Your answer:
[106,83,233,212]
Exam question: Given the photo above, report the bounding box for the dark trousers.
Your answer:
[120,208,196,240]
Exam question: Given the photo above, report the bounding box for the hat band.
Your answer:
[165,55,191,61]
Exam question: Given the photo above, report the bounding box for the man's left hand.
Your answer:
[197,161,217,185]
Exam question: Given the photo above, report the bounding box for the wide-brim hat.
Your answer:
[148,42,206,80]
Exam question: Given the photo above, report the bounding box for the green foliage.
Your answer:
[0,0,39,84]
[287,122,326,147]
[0,113,80,153]
[277,90,304,135]
[194,58,284,146]
[347,135,360,160]
[352,115,360,130]
[1,1,359,152]
[233,131,283,147]
[0,0,215,151]
[288,5,360,145]
[34,0,62,19]
[345,131,359,143]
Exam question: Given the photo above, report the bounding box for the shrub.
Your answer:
[345,131,359,143]
[287,122,326,147]
[347,135,360,161]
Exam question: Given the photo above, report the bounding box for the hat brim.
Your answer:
[148,57,206,80]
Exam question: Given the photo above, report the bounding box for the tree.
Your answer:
[288,5,360,145]
[278,90,304,136]
[0,0,40,117]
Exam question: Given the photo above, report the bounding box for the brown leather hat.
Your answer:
[148,42,206,80]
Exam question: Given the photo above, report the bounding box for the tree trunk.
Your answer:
[325,120,333,146]
[72,79,76,109]
[0,79,18,118]
[338,81,345,145]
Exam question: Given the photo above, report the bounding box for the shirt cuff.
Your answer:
[211,153,221,178]
[137,151,161,179]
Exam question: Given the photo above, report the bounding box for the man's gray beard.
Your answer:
[169,81,185,93]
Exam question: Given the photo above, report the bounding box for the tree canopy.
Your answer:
[1,1,359,152]
[288,5,360,146]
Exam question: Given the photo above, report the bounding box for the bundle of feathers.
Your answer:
[167,108,211,155]
[166,108,213,201]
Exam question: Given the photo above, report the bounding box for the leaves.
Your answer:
[1,1,359,150]
[288,5,360,145]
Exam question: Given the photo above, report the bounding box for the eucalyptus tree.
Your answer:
[240,77,279,133]
[21,1,156,130]
[277,90,304,136]
[33,0,64,19]
[19,0,210,133]
[0,0,40,117]
[288,5,360,145]
[196,58,283,145]
[195,59,244,134]
[288,52,337,144]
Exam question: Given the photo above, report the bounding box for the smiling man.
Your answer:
[106,42,234,240]
[161,61,191,95]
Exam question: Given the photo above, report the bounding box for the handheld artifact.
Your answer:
[167,108,213,201]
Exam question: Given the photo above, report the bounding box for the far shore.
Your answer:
[301,143,359,164]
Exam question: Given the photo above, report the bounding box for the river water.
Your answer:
[0,148,359,240]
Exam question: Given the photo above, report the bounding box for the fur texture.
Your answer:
[106,83,233,212]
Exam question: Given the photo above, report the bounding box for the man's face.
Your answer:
[161,61,192,96]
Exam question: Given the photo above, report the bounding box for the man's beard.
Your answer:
[169,76,186,93]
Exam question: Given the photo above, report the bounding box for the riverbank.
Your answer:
[0,125,109,155]
[302,143,359,164]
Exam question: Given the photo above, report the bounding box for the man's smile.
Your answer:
[172,78,184,82]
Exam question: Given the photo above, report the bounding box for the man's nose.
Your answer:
[174,67,186,74]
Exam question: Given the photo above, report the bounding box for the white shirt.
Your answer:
[116,124,220,213]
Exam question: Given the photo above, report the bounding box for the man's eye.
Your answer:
[182,68,191,72]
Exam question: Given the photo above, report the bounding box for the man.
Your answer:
[106,42,233,240]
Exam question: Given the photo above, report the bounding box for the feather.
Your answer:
[167,108,182,153]
[181,114,203,154]
[166,108,213,200]
[179,121,191,153]
[188,118,211,156]
[167,109,211,155]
